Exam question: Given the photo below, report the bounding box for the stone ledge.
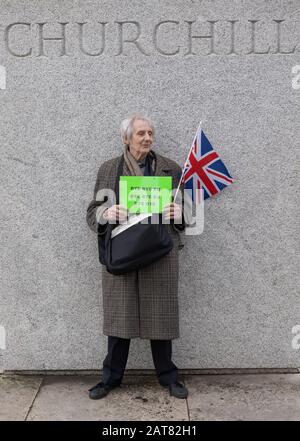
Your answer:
[2,367,299,376]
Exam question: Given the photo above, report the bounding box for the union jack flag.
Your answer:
[180,126,234,203]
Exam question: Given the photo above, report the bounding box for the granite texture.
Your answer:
[0,1,299,370]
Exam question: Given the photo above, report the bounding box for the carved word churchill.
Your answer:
[2,19,297,58]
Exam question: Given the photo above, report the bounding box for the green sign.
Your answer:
[119,176,172,214]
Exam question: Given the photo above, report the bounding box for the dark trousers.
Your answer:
[102,336,179,386]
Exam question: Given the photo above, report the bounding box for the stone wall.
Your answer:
[0,0,299,370]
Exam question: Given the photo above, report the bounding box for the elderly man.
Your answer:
[86,114,189,400]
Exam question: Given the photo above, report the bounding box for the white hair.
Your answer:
[120,114,155,144]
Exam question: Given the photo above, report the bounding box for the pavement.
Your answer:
[1,372,300,421]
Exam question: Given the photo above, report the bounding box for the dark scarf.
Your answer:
[123,145,156,176]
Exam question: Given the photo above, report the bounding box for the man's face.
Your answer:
[126,119,153,160]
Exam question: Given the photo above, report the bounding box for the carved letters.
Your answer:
[2,20,298,58]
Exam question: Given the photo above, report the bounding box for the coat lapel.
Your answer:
[153,151,171,177]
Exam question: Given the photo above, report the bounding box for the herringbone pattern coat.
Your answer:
[86,151,186,340]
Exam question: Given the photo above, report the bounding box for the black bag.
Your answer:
[98,155,173,275]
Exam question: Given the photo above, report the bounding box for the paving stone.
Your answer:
[0,375,42,421]
[26,375,188,421]
[185,374,300,421]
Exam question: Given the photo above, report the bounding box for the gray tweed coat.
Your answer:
[86,150,186,340]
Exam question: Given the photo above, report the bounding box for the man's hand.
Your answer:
[103,205,128,223]
[162,202,182,222]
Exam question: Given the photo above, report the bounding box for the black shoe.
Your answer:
[88,381,120,400]
[167,381,188,399]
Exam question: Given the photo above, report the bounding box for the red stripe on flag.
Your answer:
[183,150,219,195]
[206,167,234,183]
